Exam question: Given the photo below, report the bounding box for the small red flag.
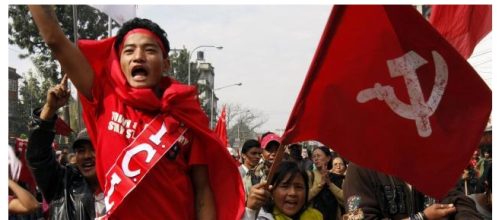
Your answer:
[429,5,492,59]
[281,5,491,198]
[214,106,228,147]
[55,117,73,136]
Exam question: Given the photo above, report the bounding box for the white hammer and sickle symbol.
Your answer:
[357,51,448,137]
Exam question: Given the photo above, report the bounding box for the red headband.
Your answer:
[119,28,167,57]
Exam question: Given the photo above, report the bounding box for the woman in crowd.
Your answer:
[244,161,322,220]
[331,156,347,176]
[309,146,344,220]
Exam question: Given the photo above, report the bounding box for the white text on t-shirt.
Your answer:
[108,111,138,139]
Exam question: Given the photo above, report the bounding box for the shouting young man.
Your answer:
[28,5,244,220]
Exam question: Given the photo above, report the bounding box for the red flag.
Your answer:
[55,117,73,136]
[281,5,491,198]
[429,5,492,59]
[214,106,228,147]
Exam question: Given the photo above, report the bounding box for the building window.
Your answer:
[9,79,17,92]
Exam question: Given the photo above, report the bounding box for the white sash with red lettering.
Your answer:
[101,114,186,218]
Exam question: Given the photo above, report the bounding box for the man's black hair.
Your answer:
[72,139,92,151]
[241,139,261,154]
[289,144,302,161]
[263,161,310,219]
[114,18,170,58]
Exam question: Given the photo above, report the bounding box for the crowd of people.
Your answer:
[9,125,493,220]
[8,5,492,220]
[238,136,492,220]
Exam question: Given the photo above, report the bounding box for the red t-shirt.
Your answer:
[80,70,206,219]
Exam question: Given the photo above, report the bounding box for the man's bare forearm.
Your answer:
[40,104,57,121]
[28,5,65,48]
[195,187,216,220]
[28,5,94,99]
[192,166,216,220]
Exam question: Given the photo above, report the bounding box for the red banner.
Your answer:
[282,5,491,198]
[102,115,186,217]
[214,106,228,147]
[429,5,492,59]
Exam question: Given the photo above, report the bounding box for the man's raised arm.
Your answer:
[28,5,94,100]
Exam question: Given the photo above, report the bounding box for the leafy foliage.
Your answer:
[9,5,114,57]
[9,5,116,139]
[167,48,201,85]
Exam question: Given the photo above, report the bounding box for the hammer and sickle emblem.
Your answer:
[357,51,448,137]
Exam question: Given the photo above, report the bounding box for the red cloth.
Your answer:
[429,5,492,59]
[214,105,228,147]
[14,138,37,193]
[77,37,244,219]
[55,117,73,136]
[469,159,477,169]
[281,5,491,199]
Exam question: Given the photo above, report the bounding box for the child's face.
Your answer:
[120,33,169,88]
[272,173,306,217]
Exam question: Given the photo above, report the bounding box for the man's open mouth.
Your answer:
[81,160,95,171]
[131,66,148,81]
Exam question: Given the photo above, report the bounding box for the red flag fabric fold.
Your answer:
[55,117,73,136]
[281,5,491,198]
[429,5,492,59]
[214,106,228,147]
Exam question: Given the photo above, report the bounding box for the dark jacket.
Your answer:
[310,172,344,220]
[26,109,95,220]
[343,163,482,220]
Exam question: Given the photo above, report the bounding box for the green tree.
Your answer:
[14,70,44,135]
[9,5,117,83]
[9,5,117,141]
[68,95,82,134]
[31,54,60,86]
[9,5,114,59]
[168,48,211,115]
[167,48,201,85]
[19,71,44,115]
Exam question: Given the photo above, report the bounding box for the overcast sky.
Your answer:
[9,5,333,133]
[143,5,333,133]
[7,5,492,134]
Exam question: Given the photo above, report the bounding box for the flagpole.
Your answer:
[72,5,83,134]
[266,144,286,186]
[108,16,112,37]
[464,180,468,195]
